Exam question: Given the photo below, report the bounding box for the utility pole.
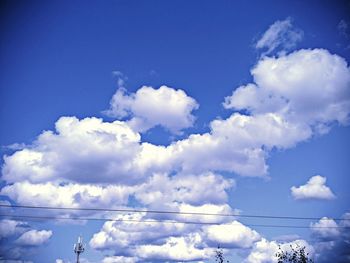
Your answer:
[74,236,85,263]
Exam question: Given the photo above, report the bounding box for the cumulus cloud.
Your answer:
[102,256,137,263]
[0,220,27,239]
[3,48,350,188]
[291,175,336,200]
[311,212,350,263]
[90,211,260,262]
[204,221,260,248]
[1,181,133,211]
[0,172,233,221]
[104,86,199,133]
[244,238,314,263]
[1,46,350,262]
[89,212,190,251]
[224,49,350,133]
[256,18,303,56]
[135,234,213,262]
[310,217,340,241]
[0,220,52,261]
[2,117,142,184]
[134,173,233,207]
[15,230,52,246]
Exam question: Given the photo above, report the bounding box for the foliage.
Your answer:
[275,244,313,263]
[215,246,230,263]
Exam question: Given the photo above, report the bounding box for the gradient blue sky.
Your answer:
[1,1,350,262]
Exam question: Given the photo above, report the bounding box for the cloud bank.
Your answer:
[1,46,349,262]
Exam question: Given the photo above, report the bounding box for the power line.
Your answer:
[1,203,349,222]
[1,214,349,229]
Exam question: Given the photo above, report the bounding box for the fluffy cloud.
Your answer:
[90,211,260,262]
[256,18,303,55]
[224,49,350,133]
[15,230,52,246]
[135,234,213,262]
[0,172,233,220]
[0,220,27,239]
[0,220,52,261]
[1,46,350,262]
[102,256,137,263]
[312,212,350,263]
[91,209,264,262]
[89,212,191,251]
[1,181,133,211]
[204,221,260,248]
[3,48,350,187]
[310,217,340,240]
[291,175,336,200]
[134,173,233,207]
[244,238,314,263]
[104,86,199,133]
[2,117,142,184]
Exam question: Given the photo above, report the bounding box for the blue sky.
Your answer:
[1,1,350,262]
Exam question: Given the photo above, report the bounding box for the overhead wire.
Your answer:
[0,214,349,229]
[1,204,349,222]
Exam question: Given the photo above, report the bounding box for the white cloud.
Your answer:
[135,173,233,207]
[90,209,261,261]
[15,230,52,246]
[175,203,238,224]
[224,49,350,132]
[0,172,233,221]
[89,212,191,251]
[310,217,340,240]
[0,43,349,262]
[244,238,314,263]
[291,175,336,200]
[104,86,199,133]
[311,212,350,262]
[340,212,350,228]
[0,220,52,261]
[3,48,350,187]
[135,234,213,262]
[1,181,133,211]
[204,221,260,248]
[102,256,137,263]
[0,220,27,239]
[166,128,268,177]
[2,116,142,184]
[256,18,303,55]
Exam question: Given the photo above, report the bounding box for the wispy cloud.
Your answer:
[255,17,303,56]
[338,19,349,38]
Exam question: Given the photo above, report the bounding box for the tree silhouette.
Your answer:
[275,244,313,263]
[215,246,230,263]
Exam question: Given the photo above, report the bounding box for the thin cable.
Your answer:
[1,214,349,229]
[0,204,348,221]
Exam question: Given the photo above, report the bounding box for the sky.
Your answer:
[0,0,350,262]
